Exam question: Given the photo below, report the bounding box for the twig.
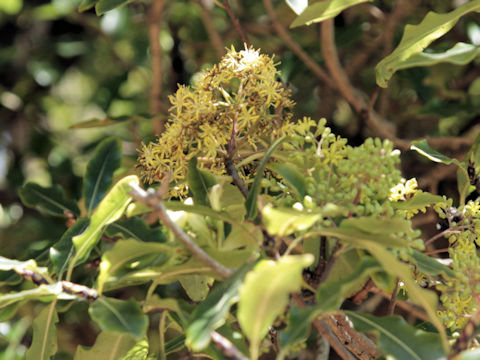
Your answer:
[262,0,337,89]
[387,279,399,315]
[129,181,235,278]
[371,288,430,322]
[424,229,461,247]
[148,0,166,135]
[193,0,224,58]
[221,0,250,46]
[318,241,343,284]
[210,331,248,360]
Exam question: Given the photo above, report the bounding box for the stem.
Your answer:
[221,0,250,46]
[193,0,224,58]
[159,311,167,360]
[129,182,234,278]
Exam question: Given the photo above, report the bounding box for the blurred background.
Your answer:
[0,0,479,357]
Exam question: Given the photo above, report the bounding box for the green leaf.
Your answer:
[50,219,89,279]
[95,0,134,15]
[97,239,173,294]
[89,297,148,339]
[0,285,60,310]
[246,137,287,220]
[411,139,462,166]
[269,162,307,198]
[186,263,254,351]
[25,303,58,360]
[340,216,412,235]
[18,183,80,217]
[105,217,166,243]
[316,256,381,312]
[179,275,214,302]
[409,250,455,278]
[70,115,150,128]
[187,157,218,207]
[67,175,139,280]
[84,137,122,215]
[345,312,445,360]
[262,204,321,236]
[459,348,480,360]
[391,191,445,211]
[376,1,480,87]
[311,226,405,248]
[457,167,472,206]
[386,42,480,73]
[278,307,317,359]
[290,0,373,28]
[362,243,449,352]
[74,332,137,360]
[78,0,97,12]
[209,182,246,219]
[120,340,149,360]
[238,254,314,359]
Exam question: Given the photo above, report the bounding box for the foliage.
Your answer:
[1,1,480,359]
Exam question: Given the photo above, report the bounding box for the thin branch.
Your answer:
[129,181,235,278]
[387,279,399,315]
[262,0,337,89]
[424,229,461,247]
[221,0,250,46]
[193,0,224,58]
[371,288,430,322]
[148,0,166,135]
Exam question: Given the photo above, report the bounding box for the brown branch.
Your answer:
[262,0,337,89]
[387,279,399,315]
[148,0,166,135]
[129,181,235,278]
[193,0,224,58]
[221,0,250,46]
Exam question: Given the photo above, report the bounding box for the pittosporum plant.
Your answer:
[3,1,480,359]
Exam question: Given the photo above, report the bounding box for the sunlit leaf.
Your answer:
[262,204,321,236]
[285,0,308,15]
[179,275,214,302]
[346,311,445,360]
[0,286,58,310]
[376,1,480,87]
[95,0,135,15]
[269,162,307,198]
[89,297,148,339]
[78,0,97,12]
[68,175,139,279]
[391,191,445,211]
[25,303,58,360]
[84,137,122,215]
[311,226,405,248]
[187,157,218,207]
[186,263,254,351]
[18,183,79,217]
[411,139,462,166]
[120,340,149,360]
[74,331,137,360]
[238,254,314,359]
[340,216,411,235]
[96,239,173,294]
[105,217,166,243]
[290,0,373,28]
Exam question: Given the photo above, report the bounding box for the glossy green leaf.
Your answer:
[25,302,58,360]
[96,0,134,15]
[246,137,286,220]
[50,219,89,279]
[186,263,254,351]
[0,286,59,309]
[269,162,307,198]
[187,157,218,207]
[387,42,480,73]
[316,256,381,312]
[285,0,307,15]
[278,306,318,359]
[179,275,214,302]
[262,204,321,236]
[345,311,445,360]
[74,332,137,360]
[67,175,139,280]
[340,216,411,235]
[210,182,246,220]
[89,297,148,339]
[376,1,480,87]
[290,0,372,28]
[106,217,166,243]
[84,137,122,215]
[97,239,173,294]
[78,0,97,12]
[409,250,455,278]
[238,254,314,359]
[311,226,405,248]
[18,183,79,217]
[391,191,445,211]
[411,140,461,165]
[362,243,448,352]
[70,115,150,128]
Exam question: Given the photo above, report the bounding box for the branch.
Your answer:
[148,0,166,135]
[221,0,250,46]
[262,0,337,89]
[129,181,235,278]
[193,0,224,58]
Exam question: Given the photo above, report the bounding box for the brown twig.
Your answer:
[387,279,399,315]
[193,0,224,58]
[148,0,166,135]
[262,0,337,89]
[424,229,461,247]
[221,0,250,46]
[129,181,235,278]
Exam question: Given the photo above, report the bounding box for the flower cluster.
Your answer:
[138,46,294,196]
